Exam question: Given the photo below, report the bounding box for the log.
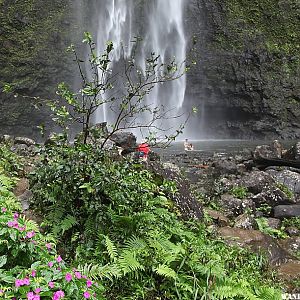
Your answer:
[254,157,300,169]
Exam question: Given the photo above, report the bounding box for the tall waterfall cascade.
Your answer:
[94,0,187,133]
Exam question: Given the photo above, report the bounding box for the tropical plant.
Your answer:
[0,167,104,299]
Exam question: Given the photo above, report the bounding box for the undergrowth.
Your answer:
[27,142,283,299]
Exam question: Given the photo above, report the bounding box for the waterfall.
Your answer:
[94,0,187,133]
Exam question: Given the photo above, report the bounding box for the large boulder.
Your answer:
[234,213,257,230]
[265,167,300,196]
[150,162,203,220]
[220,194,255,217]
[282,141,300,160]
[212,159,238,175]
[110,132,137,151]
[274,205,300,219]
[239,171,275,194]
[251,188,295,208]
[253,143,281,160]
[218,227,293,266]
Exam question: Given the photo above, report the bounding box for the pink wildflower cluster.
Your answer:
[6,212,29,232]
[52,290,65,300]
[27,291,40,300]
[15,278,30,287]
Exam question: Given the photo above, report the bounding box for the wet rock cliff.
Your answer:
[0,0,84,139]
[185,0,300,139]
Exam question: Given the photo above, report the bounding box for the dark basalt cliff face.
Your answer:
[0,0,299,140]
[0,0,84,139]
[185,0,300,139]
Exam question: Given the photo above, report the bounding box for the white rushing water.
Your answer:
[94,0,187,131]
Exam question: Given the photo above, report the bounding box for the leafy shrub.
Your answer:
[29,144,283,299]
[0,143,23,177]
[0,172,104,299]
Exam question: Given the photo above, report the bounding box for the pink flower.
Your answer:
[86,280,92,288]
[48,262,54,267]
[31,270,36,277]
[26,231,36,238]
[13,212,19,219]
[34,288,41,294]
[27,292,40,300]
[74,271,81,279]
[83,291,91,299]
[19,226,26,231]
[15,279,22,287]
[15,278,30,287]
[65,273,72,282]
[27,292,35,300]
[7,220,18,228]
[1,207,7,212]
[46,243,52,250]
[56,255,62,263]
[52,290,65,300]
[48,281,55,288]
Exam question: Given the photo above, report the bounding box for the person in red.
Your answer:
[137,140,151,161]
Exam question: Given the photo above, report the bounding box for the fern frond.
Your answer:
[118,250,144,274]
[78,263,122,281]
[124,236,147,253]
[52,214,77,236]
[104,235,118,261]
[154,264,177,280]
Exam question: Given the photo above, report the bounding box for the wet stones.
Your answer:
[274,205,300,219]
[239,170,275,194]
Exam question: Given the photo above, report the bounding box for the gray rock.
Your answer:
[18,190,33,211]
[253,144,281,160]
[212,159,238,175]
[274,205,300,219]
[234,213,257,230]
[220,194,255,217]
[150,163,203,220]
[285,226,300,236]
[239,171,275,194]
[280,237,300,257]
[218,227,293,266]
[110,132,137,151]
[266,168,300,195]
[0,134,14,143]
[282,141,300,160]
[266,218,281,230]
[251,188,295,208]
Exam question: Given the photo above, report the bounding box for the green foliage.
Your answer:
[0,143,23,177]
[0,172,104,299]
[282,217,300,231]
[29,143,283,299]
[276,182,294,199]
[230,186,248,199]
[256,217,288,239]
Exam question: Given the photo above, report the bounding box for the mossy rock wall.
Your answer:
[0,0,84,139]
[185,0,300,139]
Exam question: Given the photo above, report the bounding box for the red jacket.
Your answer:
[137,143,150,156]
